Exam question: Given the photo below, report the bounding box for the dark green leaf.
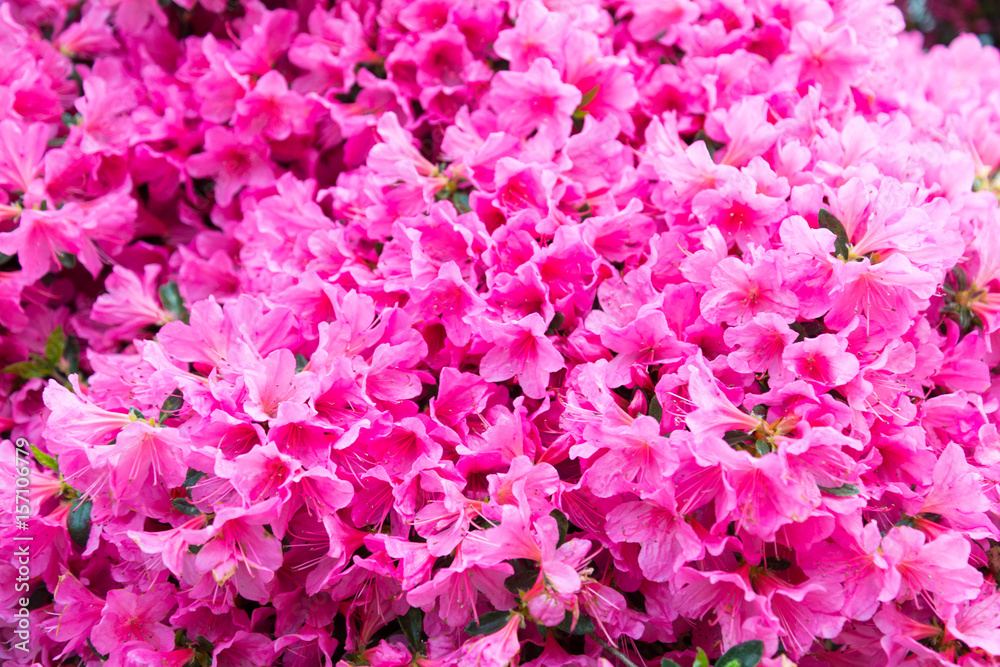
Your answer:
[819,483,861,496]
[159,281,189,322]
[754,439,772,456]
[64,336,80,374]
[960,308,973,332]
[87,638,110,661]
[451,191,471,214]
[579,85,600,108]
[762,557,792,571]
[45,326,66,366]
[717,640,765,667]
[895,516,916,528]
[58,252,77,269]
[61,112,81,127]
[2,361,49,379]
[465,610,512,636]
[647,392,663,422]
[129,407,146,420]
[31,445,58,471]
[951,266,969,292]
[358,60,387,79]
[661,660,682,667]
[188,544,204,554]
[817,209,850,260]
[723,430,751,446]
[0,252,12,266]
[553,611,594,635]
[545,312,565,336]
[399,607,425,650]
[788,320,824,341]
[172,498,201,516]
[692,130,725,158]
[551,509,569,547]
[68,497,93,547]
[184,469,206,487]
[504,570,540,594]
[294,353,308,373]
[159,390,184,423]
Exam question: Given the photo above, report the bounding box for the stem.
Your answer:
[595,636,642,667]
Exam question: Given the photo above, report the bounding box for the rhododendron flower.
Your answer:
[186,127,274,207]
[91,584,176,655]
[477,313,564,399]
[6,1,1000,665]
[490,58,582,148]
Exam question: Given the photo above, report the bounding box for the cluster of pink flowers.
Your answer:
[3,0,1000,665]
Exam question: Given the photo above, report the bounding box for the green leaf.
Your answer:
[647,392,663,422]
[87,638,110,661]
[553,611,594,635]
[58,252,77,269]
[551,509,569,547]
[465,610,512,636]
[716,640,765,667]
[951,266,969,292]
[504,570,540,594]
[184,469,206,487]
[2,361,50,379]
[159,281,189,322]
[723,430,751,446]
[754,439,772,456]
[693,647,710,667]
[129,407,146,420]
[579,85,600,108]
[545,312,565,336]
[817,209,850,260]
[399,607,425,650]
[819,483,861,497]
[661,660,682,667]
[45,326,66,365]
[159,390,185,423]
[451,190,471,214]
[294,353,308,373]
[68,497,93,547]
[31,445,58,471]
[762,557,792,571]
[171,498,201,516]
[64,336,80,374]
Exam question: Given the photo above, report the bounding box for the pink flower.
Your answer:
[477,313,565,400]
[233,70,309,141]
[942,584,1000,655]
[490,58,582,148]
[782,334,860,388]
[701,254,800,326]
[186,126,274,207]
[599,309,697,388]
[91,265,175,342]
[193,498,284,590]
[604,490,702,582]
[880,526,983,604]
[0,119,48,191]
[91,584,176,655]
[724,313,797,376]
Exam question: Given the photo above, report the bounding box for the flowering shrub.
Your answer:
[2,0,1000,665]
